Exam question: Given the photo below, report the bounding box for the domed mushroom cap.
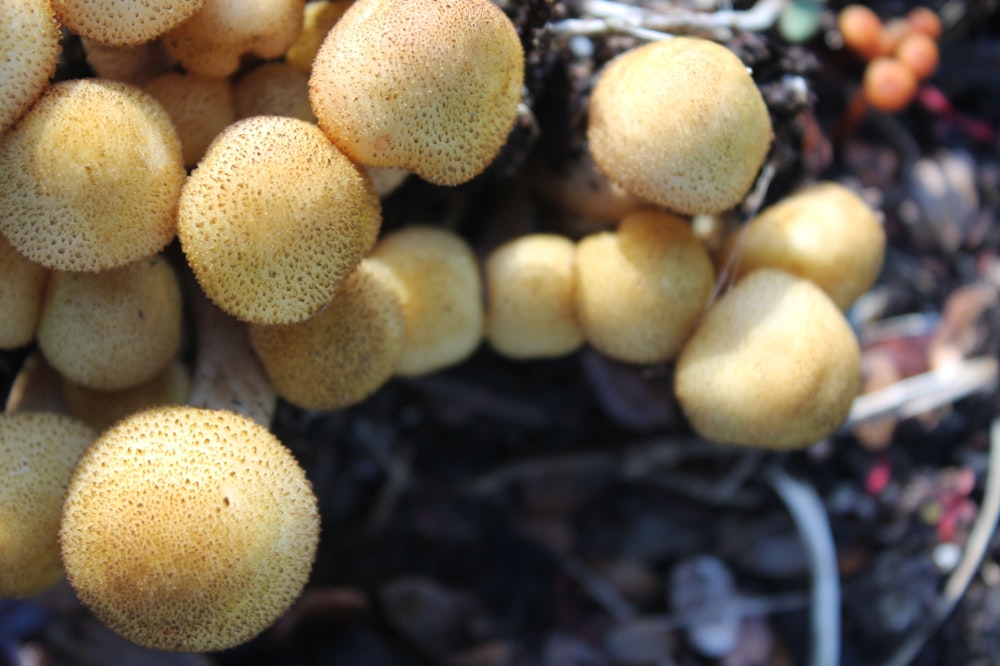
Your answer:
[675,269,862,449]
[62,360,191,432]
[234,62,314,122]
[285,0,352,71]
[178,115,381,325]
[485,234,583,359]
[0,412,95,598]
[51,0,206,46]
[718,182,885,309]
[0,79,185,272]
[369,226,484,376]
[38,255,183,391]
[81,37,173,86]
[60,406,320,652]
[249,260,406,410]
[143,71,236,169]
[163,0,305,77]
[0,0,60,134]
[309,0,524,186]
[588,37,772,215]
[0,233,49,350]
[573,210,716,364]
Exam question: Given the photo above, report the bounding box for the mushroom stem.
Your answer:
[187,283,277,427]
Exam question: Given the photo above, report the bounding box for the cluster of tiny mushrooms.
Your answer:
[0,0,887,654]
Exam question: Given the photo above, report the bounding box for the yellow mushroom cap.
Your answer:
[309,0,524,186]
[588,37,772,215]
[234,62,314,122]
[718,182,885,309]
[675,269,862,449]
[59,406,320,652]
[178,115,381,325]
[369,226,484,376]
[285,0,353,71]
[0,0,60,134]
[573,209,716,364]
[485,234,584,359]
[37,256,183,391]
[51,0,206,46]
[249,260,405,410]
[0,79,185,272]
[0,412,95,598]
[143,71,236,169]
[0,233,49,350]
[163,0,306,77]
[62,360,191,432]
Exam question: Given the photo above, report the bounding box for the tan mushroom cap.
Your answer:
[485,234,584,359]
[62,360,191,432]
[0,412,95,598]
[37,256,183,391]
[675,269,862,449]
[81,37,174,86]
[285,0,353,71]
[369,226,484,376]
[309,0,524,185]
[164,0,306,77]
[249,260,405,410]
[179,116,380,325]
[573,209,716,364]
[234,62,314,122]
[588,37,772,215]
[0,79,185,272]
[718,182,885,309]
[0,233,49,349]
[60,406,320,652]
[0,0,60,134]
[51,0,206,46]
[143,71,236,169]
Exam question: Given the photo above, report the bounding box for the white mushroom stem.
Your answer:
[187,285,276,427]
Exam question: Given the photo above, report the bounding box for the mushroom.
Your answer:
[573,209,716,364]
[718,182,885,309]
[0,79,185,272]
[143,71,237,169]
[61,360,191,431]
[59,405,320,652]
[163,0,306,77]
[0,412,95,598]
[285,0,353,71]
[309,0,525,185]
[485,234,584,360]
[234,62,314,122]
[368,226,484,376]
[0,0,60,134]
[81,37,174,86]
[0,233,49,350]
[587,37,772,215]
[249,260,406,410]
[674,269,862,449]
[51,0,206,46]
[37,255,183,391]
[177,115,381,325]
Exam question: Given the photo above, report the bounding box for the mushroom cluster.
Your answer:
[0,0,888,654]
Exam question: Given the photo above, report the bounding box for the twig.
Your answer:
[883,416,1000,666]
[549,0,786,40]
[561,556,638,623]
[765,466,840,666]
[845,356,998,428]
